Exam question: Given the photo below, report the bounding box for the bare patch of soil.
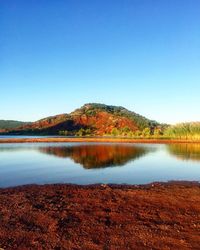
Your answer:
[0,182,199,249]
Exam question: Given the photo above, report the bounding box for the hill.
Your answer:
[0,120,31,132]
[1,103,160,136]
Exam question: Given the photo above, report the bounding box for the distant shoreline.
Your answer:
[0,137,200,143]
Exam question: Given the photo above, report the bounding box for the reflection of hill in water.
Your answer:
[167,143,200,162]
[39,144,151,169]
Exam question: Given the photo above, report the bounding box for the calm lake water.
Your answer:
[0,142,200,187]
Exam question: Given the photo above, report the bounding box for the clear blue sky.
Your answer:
[1,0,200,124]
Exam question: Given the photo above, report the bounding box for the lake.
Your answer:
[0,142,200,187]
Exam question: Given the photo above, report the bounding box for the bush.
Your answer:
[142,128,151,137]
[59,130,69,136]
[76,128,92,137]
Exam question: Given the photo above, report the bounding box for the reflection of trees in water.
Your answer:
[167,143,200,162]
[39,144,152,169]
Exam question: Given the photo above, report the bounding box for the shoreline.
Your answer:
[0,137,200,144]
[0,181,200,249]
[1,180,199,190]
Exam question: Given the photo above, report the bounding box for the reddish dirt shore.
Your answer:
[0,183,199,249]
[0,137,200,144]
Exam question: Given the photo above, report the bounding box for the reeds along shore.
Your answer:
[164,122,200,140]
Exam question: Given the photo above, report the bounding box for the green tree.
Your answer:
[153,128,163,137]
[85,128,91,136]
[134,130,142,137]
[59,130,68,136]
[142,128,151,137]
[76,128,85,137]
[121,126,131,136]
[111,128,119,136]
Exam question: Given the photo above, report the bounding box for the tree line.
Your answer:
[58,123,200,140]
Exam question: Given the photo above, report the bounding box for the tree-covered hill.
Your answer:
[0,120,31,131]
[71,103,158,130]
[1,103,161,136]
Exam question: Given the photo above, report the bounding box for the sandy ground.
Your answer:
[0,182,199,249]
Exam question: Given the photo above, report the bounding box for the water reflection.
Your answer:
[0,146,27,153]
[39,144,152,168]
[0,143,200,187]
[167,143,200,162]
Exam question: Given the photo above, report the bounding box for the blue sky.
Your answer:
[1,0,200,124]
